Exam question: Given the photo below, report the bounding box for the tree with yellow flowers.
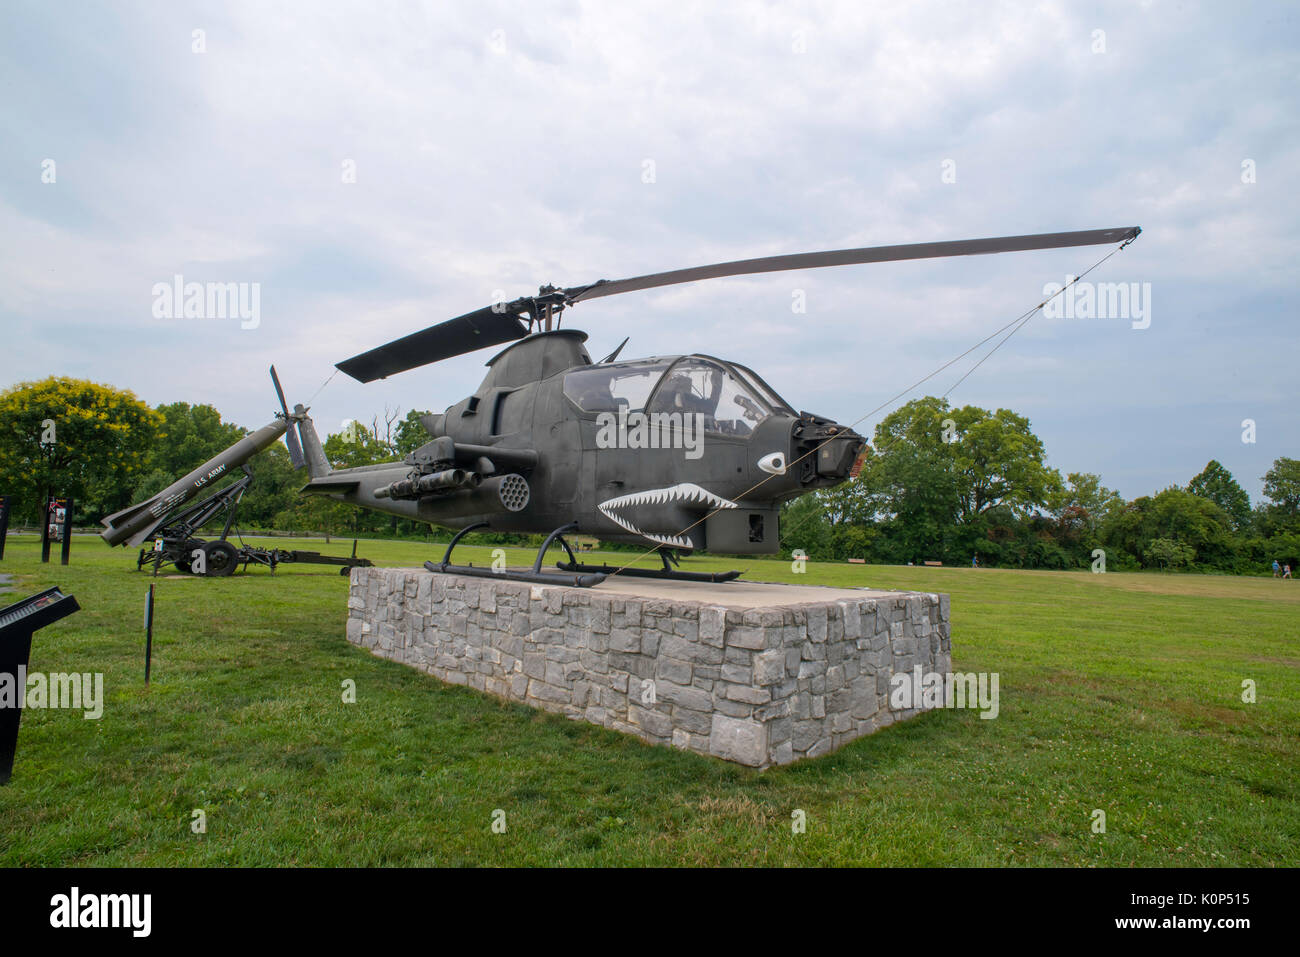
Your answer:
[0,377,161,525]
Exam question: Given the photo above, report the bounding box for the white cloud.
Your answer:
[0,0,1295,499]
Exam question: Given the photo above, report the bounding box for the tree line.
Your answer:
[0,376,436,538]
[779,396,1299,574]
[1,377,1295,573]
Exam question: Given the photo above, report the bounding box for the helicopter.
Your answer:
[278,226,1140,587]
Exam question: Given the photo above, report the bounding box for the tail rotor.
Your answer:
[270,365,307,470]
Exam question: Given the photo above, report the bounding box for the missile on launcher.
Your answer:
[100,417,290,548]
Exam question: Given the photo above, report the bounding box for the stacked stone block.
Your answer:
[346,568,951,768]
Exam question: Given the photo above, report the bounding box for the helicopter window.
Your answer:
[730,363,795,415]
[563,360,674,413]
[647,358,770,437]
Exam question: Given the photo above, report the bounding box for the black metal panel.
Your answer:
[336,306,530,383]
[300,477,363,493]
[706,506,780,554]
[1,586,80,785]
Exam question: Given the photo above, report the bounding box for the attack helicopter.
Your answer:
[279,226,1139,586]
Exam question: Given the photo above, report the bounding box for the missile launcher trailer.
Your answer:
[130,466,371,578]
[101,368,371,578]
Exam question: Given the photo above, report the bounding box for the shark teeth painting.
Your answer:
[597,482,739,549]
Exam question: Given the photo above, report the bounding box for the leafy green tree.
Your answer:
[1102,487,1237,570]
[780,492,836,559]
[130,402,250,503]
[0,377,161,522]
[1187,460,1251,529]
[322,422,408,534]
[855,449,962,563]
[275,492,355,540]
[948,405,1056,521]
[851,397,1055,564]
[1143,537,1195,571]
[395,410,432,457]
[1041,472,1123,566]
[237,443,301,528]
[324,422,396,469]
[146,402,246,479]
[1047,472,1124,533]
[1262,457,1300,529]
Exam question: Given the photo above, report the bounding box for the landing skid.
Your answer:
[425,526,744,588]
[424,522,606,587]
[556,546,743,584]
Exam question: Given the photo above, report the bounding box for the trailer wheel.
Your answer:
[175,538,205,574]
[202,540,240,577]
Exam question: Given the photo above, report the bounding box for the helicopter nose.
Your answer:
[789,414,865,487]
[815,432,862,477]
[749,414,863,492]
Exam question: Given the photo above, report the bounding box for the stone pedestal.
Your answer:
[346,568,951,768]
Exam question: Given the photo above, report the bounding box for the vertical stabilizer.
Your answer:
[295,404,331,479]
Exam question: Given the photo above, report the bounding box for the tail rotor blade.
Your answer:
[284,425,306,470]
[270,365,290,415]
[269,365,307,469]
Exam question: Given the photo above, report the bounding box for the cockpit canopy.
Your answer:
[563,355,795,437]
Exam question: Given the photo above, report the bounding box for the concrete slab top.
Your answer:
[406,566,916,608]
[588,574,906,607]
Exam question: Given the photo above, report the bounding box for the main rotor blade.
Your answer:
[335,226,1138,383]
[336,305,530,383]
[565,227,1140,303]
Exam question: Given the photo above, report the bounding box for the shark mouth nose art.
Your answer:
[597,482,739,549]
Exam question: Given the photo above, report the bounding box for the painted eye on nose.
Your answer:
[757,452,786,475]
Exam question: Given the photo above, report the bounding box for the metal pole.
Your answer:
[144,584,154,687]
[40,491,51,563]
[59,497,72,566]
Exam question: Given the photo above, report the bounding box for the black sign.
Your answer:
[40,496,72,566]
[0,586,81,785]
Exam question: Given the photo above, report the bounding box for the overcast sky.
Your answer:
[2,0,1295,501]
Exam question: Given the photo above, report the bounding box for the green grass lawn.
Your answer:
[1,533,1296,866]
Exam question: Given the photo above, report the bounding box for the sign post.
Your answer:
[41,496,72,566]
[60,497,73,566]
[144,585,155,686]
[0,496,9,561]
[40,495,51,563]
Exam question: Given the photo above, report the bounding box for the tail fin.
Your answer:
[99,498,161,547]
[294,405,331,479]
